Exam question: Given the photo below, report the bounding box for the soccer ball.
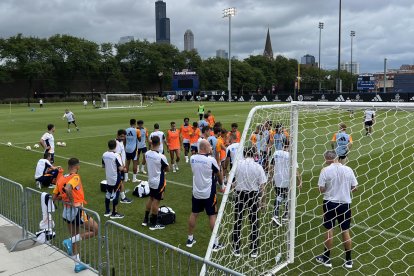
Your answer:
[33,144,40,148]
[61,142,66,147]
[25,146,32,151]
[7,142,12,147]
[56,142,62,146]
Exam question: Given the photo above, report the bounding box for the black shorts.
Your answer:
[62,207,89,226]
[338,155,348,160]
[275,187,288,199]
[364,121,373,127]
[183,143,190,151]
[68,121,76,125]
[126,148,138,161]
[192,195,217,216]
[322,200,351,231]
[149,182,166,201]
[138,147,147,155]
[191,145,198,153]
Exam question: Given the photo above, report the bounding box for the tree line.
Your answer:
[0,34,357,98]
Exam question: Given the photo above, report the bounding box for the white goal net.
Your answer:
[205,101,414,275]
[103,93,144,109]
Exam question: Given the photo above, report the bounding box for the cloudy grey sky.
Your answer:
[1,0,413,73]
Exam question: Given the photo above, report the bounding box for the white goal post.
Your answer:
[102,93,145,109]
[204,101,414,275]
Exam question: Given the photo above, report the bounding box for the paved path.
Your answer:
[0,217,96,276]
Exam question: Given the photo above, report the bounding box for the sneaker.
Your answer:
[48,184,56,189]
[186,238,196,248]
[74,263,88,273]
[175,165,179,171]
[132,179,141,183]
[142,218,149,227]
[110,212,125,219]
[67,129,71,133]
[36,181,42,189]
[250,251,258,258]
[62,238,73,255]
[173,168,177,173]
[185,157,189,163]
[212,243,224,252]
[104,210,111,217]
[120,197,133,204]
[141,169,147,174]
[281,213,289,222]
[272,216,282,227]
[315,255,332,268]
[233,249,241,257]
[343,260,353,269]
[149,224,165,230]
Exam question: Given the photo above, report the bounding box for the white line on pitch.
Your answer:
[297,211,414,242]
[12,133,114,145]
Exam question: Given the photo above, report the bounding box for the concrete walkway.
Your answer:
[0,217,96,276]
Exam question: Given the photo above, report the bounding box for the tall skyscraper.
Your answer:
[216,49,228,59]
[263,28,273,60]
[184,30,194,51]
[301,54,317,66]
[118,36,134,45]
[155,0,170,44]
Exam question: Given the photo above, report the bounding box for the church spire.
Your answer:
[263,28,273,60]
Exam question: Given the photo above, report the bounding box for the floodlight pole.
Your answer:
[350,30,355,92]
[336,0,342,93]
[223,7,236,102]
[318,22,324,92]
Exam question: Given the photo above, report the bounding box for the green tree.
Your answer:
[99,43,126,92]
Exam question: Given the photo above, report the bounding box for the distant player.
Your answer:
[83,100,87,109]
[180,118,191,163]
[92,100,96,108]
[102,140,125,219]
[197,103,205,120]
[225,133,240,172]
[62,109,79,132]
[331,123,353,164]
[207,110,216,128]
[198,114,209,131]
[270,124,289,151]
[142,135,170,230]
[227,123,241,144]
[39,99,43,108]
[102,98,106,108]
[216,129,227,191]
[208,127,219,160]
[167,122,181,173]
[40,124,56,164]
[345,97,354,118]
[150,96,154,106]
[364,109,375,136]
[137,120,148,174]
[189,122,201,155]
[149,123,166,154]
[125,119,140,182]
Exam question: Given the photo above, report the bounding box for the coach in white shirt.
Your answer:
[315,150,358,269]
[149,123,167,154]
[186,140,223,251]
[233,147,267,258]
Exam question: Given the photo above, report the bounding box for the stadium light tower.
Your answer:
[336,0,342,93]
[350,30,355,91]
[318,22,324,91]
[223,7,236,102]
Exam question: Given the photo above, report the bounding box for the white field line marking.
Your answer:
[12,133,114,145]
[297,211,414,242]
[1,142,193,189]
[4,142,412,242]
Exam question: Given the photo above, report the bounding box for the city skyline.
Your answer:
[155,0,170,44]
[0,0,413,73]
[184,29,194,51]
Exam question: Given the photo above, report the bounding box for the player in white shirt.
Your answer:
[39,99,43,108]
[102,140,126,219]
[34,152,60,189]
[125,119,141,182]
[116,129,132,204]
[92,100,96,108]
[83,100,87,109]
[149,123,166,154]
[315,150,358,269]
[270,144,302,227]
[102,98,106,108]
[363,109,375,136]
[62,109,79,132]
[186,140,224,251]
[233,147,267,258]
[224,133,240,171]
[142,135,169,230]
[196,125,210,152]
[40,124,56,163]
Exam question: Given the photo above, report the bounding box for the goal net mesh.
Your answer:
[206,102,414,275]
[104,93,143,109]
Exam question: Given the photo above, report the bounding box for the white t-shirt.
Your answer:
[63,111,75,122]
[115,140,126,165]
[272,150,298,188]
[364,110,375,122]
[35,159,52,179]
[83,100,87,106]
[190,154,220,199]
[196,137,205,152]
[102,151,123,186]
[41,132,55,154]
[149,131,166,153]
[145,150,169,189]
[235,157,267,192]
[318,163,358,204]
[226,143,240,164]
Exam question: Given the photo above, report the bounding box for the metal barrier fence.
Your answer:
[105,220,243,276]
[0,176,25,241]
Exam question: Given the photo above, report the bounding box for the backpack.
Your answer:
[158,206,176,225]
[132,181,150,198]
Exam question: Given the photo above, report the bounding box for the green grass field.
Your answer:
[0,101,413,275]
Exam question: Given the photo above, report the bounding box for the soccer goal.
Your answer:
[205,101,414,275]
[103,93,144,109]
